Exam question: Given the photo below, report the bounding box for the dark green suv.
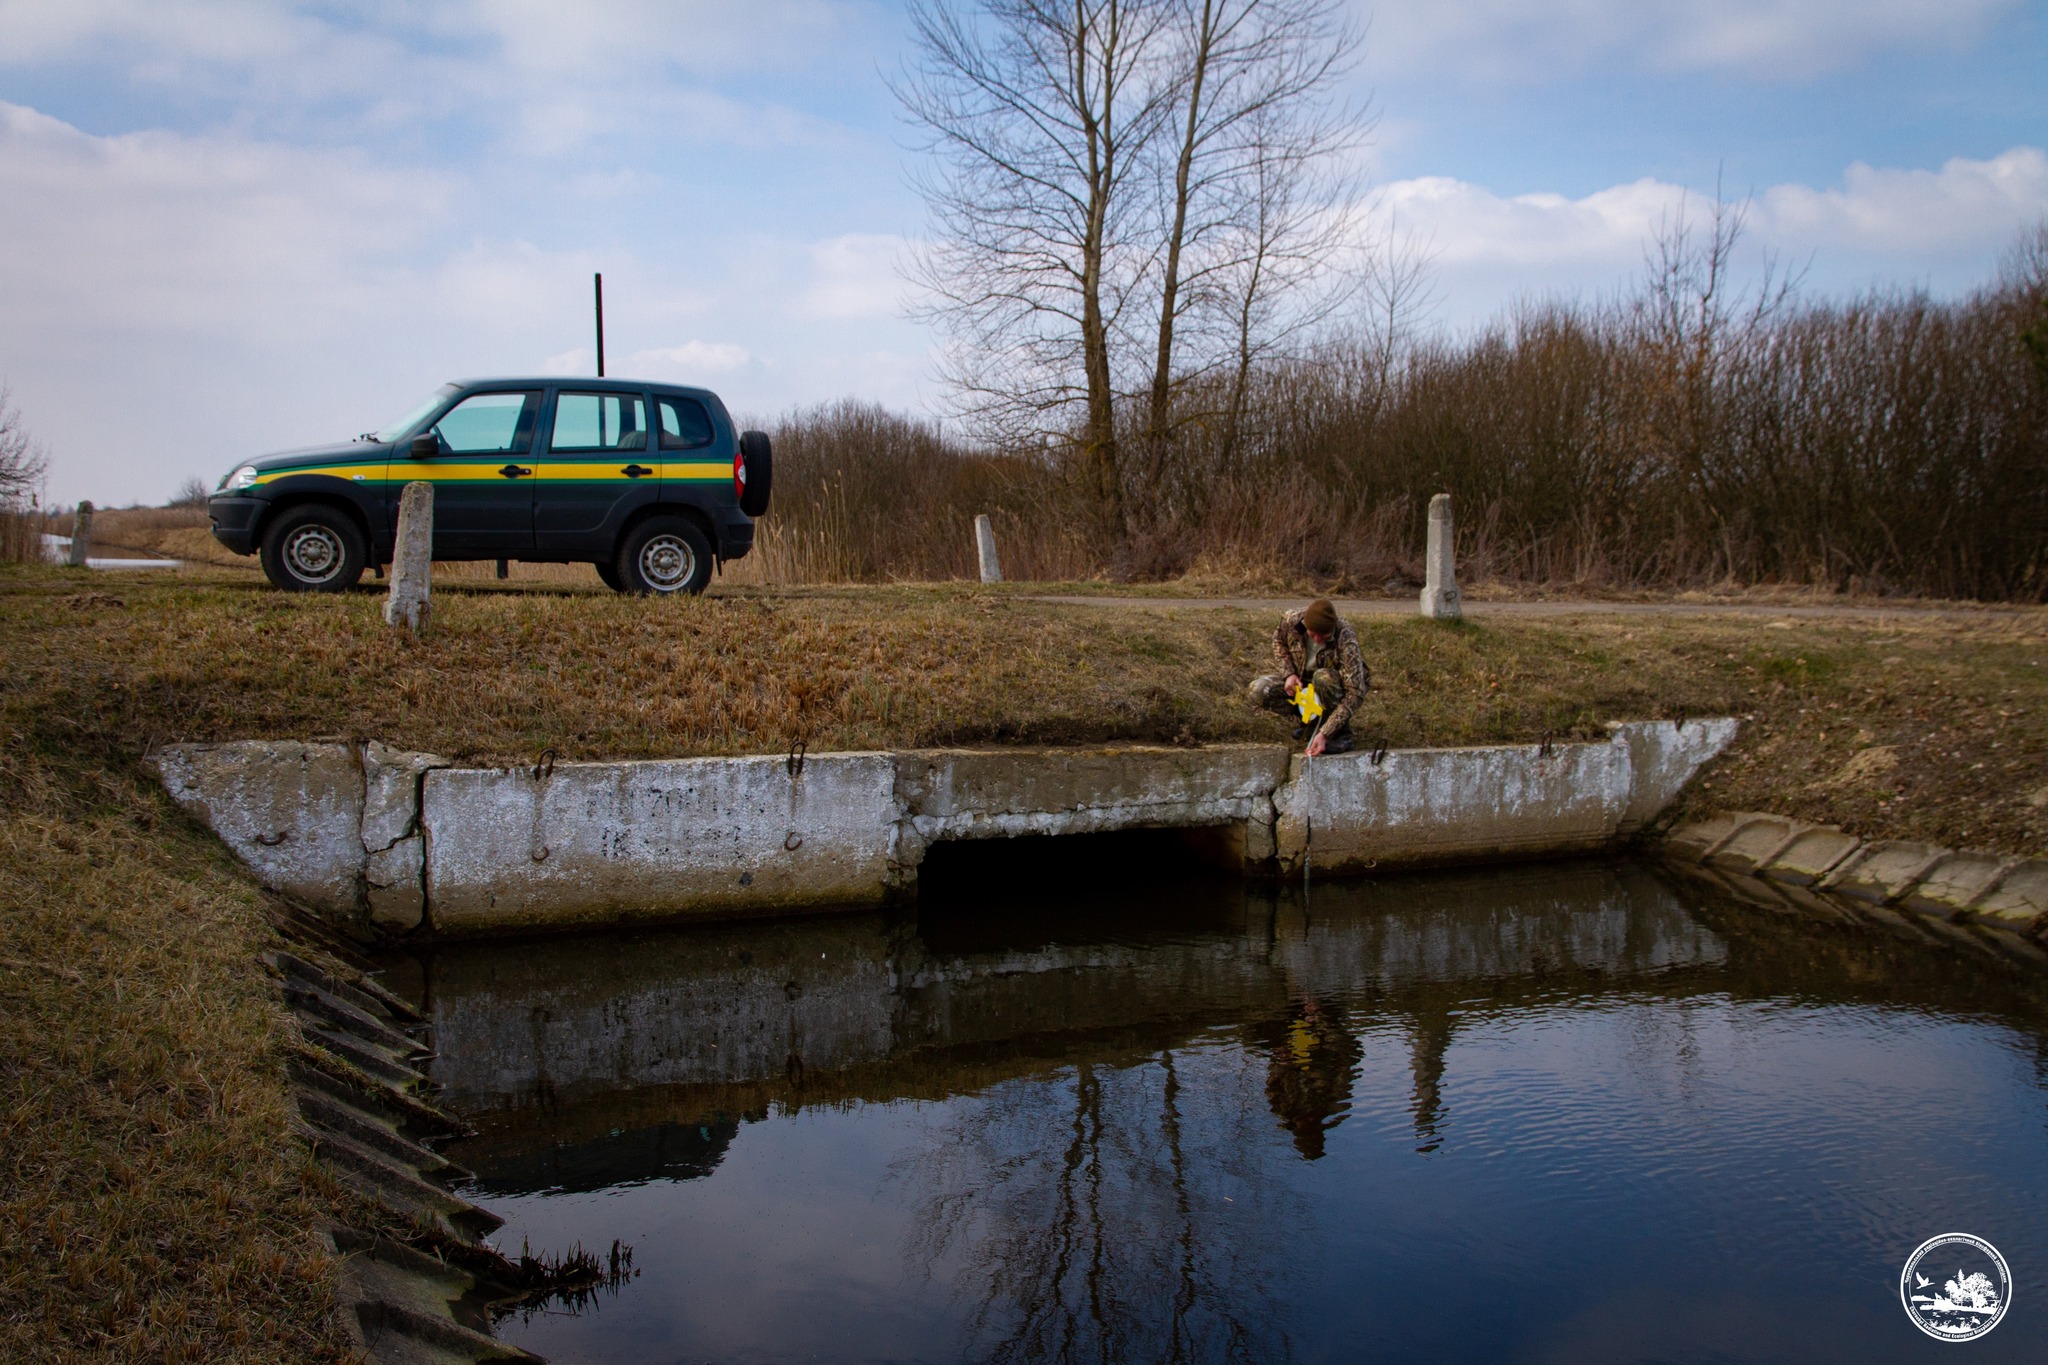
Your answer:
[207,377,771,593]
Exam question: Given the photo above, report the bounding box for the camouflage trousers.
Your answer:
[1248,668,1354,751]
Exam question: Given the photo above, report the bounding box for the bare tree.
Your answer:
[1142,0,1362,489]
[1204,98,1371,476]
[899,0,1363,548]
[171,476,212,509]
[899,0,1181,542]
[0,388,45,509]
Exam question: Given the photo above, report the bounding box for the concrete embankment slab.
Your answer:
[422,752,903,934]
[1659,809,2048,951]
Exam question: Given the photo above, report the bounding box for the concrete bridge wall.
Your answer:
[150,719,1736,938]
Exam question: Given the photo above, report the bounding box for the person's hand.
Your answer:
[1305,732,1327,757]
[1284,674,1301,697]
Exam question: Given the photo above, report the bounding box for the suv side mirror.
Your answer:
[409,433,439,458]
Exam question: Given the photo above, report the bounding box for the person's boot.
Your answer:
[1292,723,1313,743]
[1321,727,1354,755]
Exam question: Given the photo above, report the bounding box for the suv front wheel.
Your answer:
[260,504,367,592]
[616,516,713,595]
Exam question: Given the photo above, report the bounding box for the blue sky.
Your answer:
[0,0,2043,505]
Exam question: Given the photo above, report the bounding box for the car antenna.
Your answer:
[594,271,606,377]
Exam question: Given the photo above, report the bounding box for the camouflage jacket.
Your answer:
[1271,609,1371,732]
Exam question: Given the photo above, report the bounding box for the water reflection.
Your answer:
[390,861,1730,1190]
[376,858,2048,1364]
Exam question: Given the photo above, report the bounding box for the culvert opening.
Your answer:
[916,824,1243,902]
[914,824,1253,947]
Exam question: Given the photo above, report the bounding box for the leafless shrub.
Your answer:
[0,389,49,564]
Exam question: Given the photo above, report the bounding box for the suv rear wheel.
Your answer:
[616,516,713,595]
[260,504,367,592]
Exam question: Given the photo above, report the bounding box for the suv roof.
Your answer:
[452,376,724,401]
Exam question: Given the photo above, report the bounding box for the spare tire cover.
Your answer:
[738,429,773,517]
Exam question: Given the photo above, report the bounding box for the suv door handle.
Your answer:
[499,464,533,479]
[621,464,654,479]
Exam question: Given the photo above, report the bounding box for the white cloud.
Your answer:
[1367,147,2048,326]
[1363,0,2020,81]
[0,0,878,154]
[630,341,754,377]
[0,100,443,335]
[802,235,911,320]
[1758,148,2048,253]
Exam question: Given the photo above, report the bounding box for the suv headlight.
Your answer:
[221,465,260,492]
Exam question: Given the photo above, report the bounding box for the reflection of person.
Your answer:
[1247,598,1371,756]
[1259,997,1362,1160]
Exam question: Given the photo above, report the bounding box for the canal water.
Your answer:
[378,848,2048,1363]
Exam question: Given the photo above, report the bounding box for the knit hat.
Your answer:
[1303,598,1338,634]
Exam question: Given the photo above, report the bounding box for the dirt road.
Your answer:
[1028,594,2042,623]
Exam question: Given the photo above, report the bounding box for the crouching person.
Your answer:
[1249,597,1370,756]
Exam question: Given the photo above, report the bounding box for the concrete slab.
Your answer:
[896,743,1289,863]
[151,741,364,918]
[421,753,902,935]
[1703,815,1805,874]
[362,743,447,853]
[1823,840,1947,904]
[365,837,427,933]
[1607,718,1740,834]
[1660,811,1751,862]
[1901,852,2015,918]
[1757,827,1863,886]
[359,744,447,934]
[1972,861,2048,930]
[1273,738,1632,874]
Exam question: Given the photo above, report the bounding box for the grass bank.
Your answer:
[0,564,2042,1357]
[4,563,2043,849]
[0,728,372,1359]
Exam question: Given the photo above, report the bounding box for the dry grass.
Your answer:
[0,742,368,1360]
[0,510,45,565]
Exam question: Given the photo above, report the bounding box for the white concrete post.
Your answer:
[1419,492,1460,619]
[974,513,1002,584]
[66,501,93,567]
[384,481,433,632]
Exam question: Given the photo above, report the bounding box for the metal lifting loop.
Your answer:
[1370,736,1389,766]
[1539,731,1555,759]
[532,747,557,783]
[784,831,805,851]
[786,738,806,779]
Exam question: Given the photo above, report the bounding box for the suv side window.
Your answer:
[552,392,648,451]
[657,396,714,450]
[433,391,540,453]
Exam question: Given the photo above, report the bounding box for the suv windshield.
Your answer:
[367,385,459,442]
